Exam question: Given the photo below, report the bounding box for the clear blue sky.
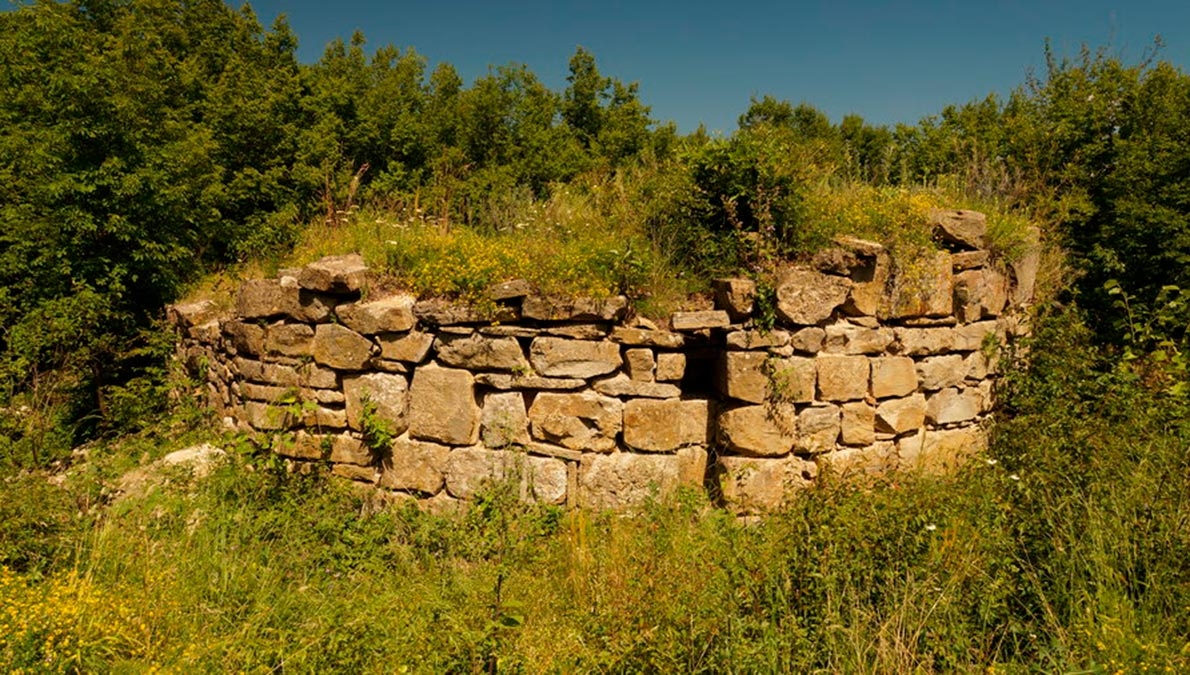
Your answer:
[245,0,1187,134]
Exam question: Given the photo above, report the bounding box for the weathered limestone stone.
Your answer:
[343,372,409,433]
[608,327,685,349]
[816,354,869,402]
[543,324,609,340]
[444,446,568,504]
[474,373,586,391]
[335,294,417,334]
[930,209,988,250]
[480,325,539,339]
[1010,226,1041,306]
[821,442,897,478]
[435,334,530,372]
[843,249,892,317]
[812,247,861,275]
[224,320,265,356]
[328,435,372,466]
[979,379,995,412]
[528,392,622,452]
[769,356,816,403]
[407,364,481,445]
[234,358,338,389]
[239,382,289,403]
[963,350,993,380]
[265,323,314,357]
[312,323,373,370]
[775,268,851,325]
[301,405,347,430]
[413,299,510,325]
[726,329,790,350]
[243,400,296,431]
[331,464,377,483]
[717,404,796,457]
[875,394,927,434]
[870,356,918,399]
[276,431,328,460]
[529,337,622,378]
[593,373,681,399]
[898,426,987,474]
[840,401,876,446]
[713,277,756,320]
[834,235,886,258]
[823,324,895,355]
[925,387,981,425]
[521,295,628,322]
[623,399,710,452]
[917,354,965,391]
[578,452,699,510]
[168,300,220,329]
[480,391,530,448]
[797,404,840,454]
[717,455,816,514]
[524,442,583,462]
[952,320,1000,352]
[295,254,366,294]
[236,279,292,320]
[377,331,435,363]
[889,249,953,319]
[671,310,731,331]
[896,327,955,356]
[720,351,769,404]
[953,268,1009,323]
[379,435,450,494]
[789,327,826,353]
[625,348,656,381]
[655,353,686,382]
[308,388,345,404]
[188,320,222,344]
[487,278,535,301]
[951,250,990,271]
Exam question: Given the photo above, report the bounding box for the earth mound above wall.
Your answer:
[170,211,1038,514]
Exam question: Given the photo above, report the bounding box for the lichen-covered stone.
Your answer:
[474,373,587,391]
[343,372,408,433]
[265,323,314,357]
[407,364,481,445]
[655,353,686,382]
[521,295,628,322]
[769,356,816,403]
[952,320,1001,351]
[953,268,1009,322]
[713,277,756,320]
[623,398,710,452]
[823,324,894,355]
[528,392,622,452]
[529,337,622,378]
[298,254,368,294]
[930,209,988,250]
[821,442,897,478]
[624,348,656,381]
[480,391,530,448]
[789,327,826,353]
[310,323,371,370]
[889,250,954,319]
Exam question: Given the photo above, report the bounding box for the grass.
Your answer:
[3,308,1189,673]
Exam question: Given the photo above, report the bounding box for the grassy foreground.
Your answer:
[2,309,1189,674]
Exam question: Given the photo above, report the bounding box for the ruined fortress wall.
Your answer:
[168,210,1038,513]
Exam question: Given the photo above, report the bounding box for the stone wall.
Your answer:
[169,210,1038,513]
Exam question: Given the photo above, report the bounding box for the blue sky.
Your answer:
[244,1,1187,134]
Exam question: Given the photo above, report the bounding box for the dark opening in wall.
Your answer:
[681,346,719,399]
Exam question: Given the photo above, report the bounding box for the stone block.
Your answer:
[473,373,586,391]
[816,354,869,401]
[840,401,876,446]
[593,374,681,399]
[655,353,686,382]
[377,331,435,363]
[916,354,966,391]
[820,442,897,479]
[775,268,851,325]
[895,327,955,356]
[528,392,622,452]
[769,356,816,403]
[624,348,656,381]
[312,323,373,371]
[713,277,756,320]
[898,426,987,474]
[1010,226,1041,306]
[223,320,265,357]
[529,337,622,378]
[925,387,981,425]
[789,327,826,353]
[578,453,686,510]
[952,320,1000,351]
[720,351,769,404]
[930,209,988,250]
[407,364,481,446]
[823,324,894,355]
[335,294,417,334]
[436,334,530,372]
[717,404,796,457]
[842,249,892,317]
[953,268,1009,322]
[797,404,840,454]
[726,329,790,350]
[343,372,409,433]
[717,455,816,514]
[379,435,450,494]
[875,394,927,434]
[444,446,568,504]
[265,323,314,358]
[481,391,530,448]
[871,356,918,399]
[328,435,373,466]
[889,249,954,319]
[521,295,628,322]
[623,398,711,452]
[236,279,291,320]
[298,254,368,294]
[671,310,731,331]
[608,327,685,349]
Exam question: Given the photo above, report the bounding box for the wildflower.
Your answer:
[1009,474,1021,481]
[925,523,937,532]
[985,458,998,466]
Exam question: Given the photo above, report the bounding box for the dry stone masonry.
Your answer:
[170,210,1038,514]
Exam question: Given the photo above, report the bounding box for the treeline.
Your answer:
[2,0,1189,457]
